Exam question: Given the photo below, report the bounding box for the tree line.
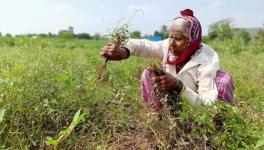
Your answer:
[0,32,102,40]
[1,19,264,42]
[130,19,264,43]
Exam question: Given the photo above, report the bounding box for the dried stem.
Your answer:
[98,24,129,81]
[148,64,183,117]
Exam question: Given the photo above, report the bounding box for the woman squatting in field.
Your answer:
[101,9,234,111]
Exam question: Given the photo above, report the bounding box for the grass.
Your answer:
[0,36,263,149]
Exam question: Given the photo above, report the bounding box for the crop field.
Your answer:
[0,37,263,149]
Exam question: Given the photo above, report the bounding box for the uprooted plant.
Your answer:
[148,63,183,117]
[98,24,130,81]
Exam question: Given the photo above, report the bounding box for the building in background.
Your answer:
[59,26,74,34]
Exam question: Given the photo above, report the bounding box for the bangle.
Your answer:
[175,80,184,94]
[179,85,185,96]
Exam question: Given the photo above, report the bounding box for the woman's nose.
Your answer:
[171,39,177,47]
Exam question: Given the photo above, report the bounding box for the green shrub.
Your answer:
[58,32,74,39]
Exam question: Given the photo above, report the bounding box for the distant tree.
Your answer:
[28,34,38,38]
[93,33,101,40]
[0,32,2,37]
[202,35,210,44]
[152,25,170,39]
[26,34,32,37]
[38,33,48,38]
[48,32,56,38]
[255,24,264,43]
[15,34,22,38]
[208,19,233,40]
[58,31,74,39]
[130,31,141,39]
[208,30,218,40]
[5,33,12,37]
[234,29,251,43]
[154,30,162,37]
[76,33,92,39]
[160,25,169,39]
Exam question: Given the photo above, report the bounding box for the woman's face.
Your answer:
[169,28,190,56]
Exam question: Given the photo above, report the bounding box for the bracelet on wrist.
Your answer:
[175,80,184,95]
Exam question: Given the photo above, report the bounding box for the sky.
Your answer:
[0,0,263,36]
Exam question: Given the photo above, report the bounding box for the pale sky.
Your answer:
[0,0,263,36]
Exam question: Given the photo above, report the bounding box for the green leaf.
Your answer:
[256,138,264,148]
[1,72,12,78]
[0,108,5,122]
[45,108,89,147]
[72,109,81,123]
[46,137,59,146]
[54,74,70,81]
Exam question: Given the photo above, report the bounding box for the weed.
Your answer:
[98,24,129,81]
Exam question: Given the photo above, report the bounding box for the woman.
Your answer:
[101,9,234,110]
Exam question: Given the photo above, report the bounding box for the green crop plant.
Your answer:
[0,37,263,149]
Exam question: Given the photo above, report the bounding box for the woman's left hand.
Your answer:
[152,73,178,92]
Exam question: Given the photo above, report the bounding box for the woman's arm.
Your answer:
[101,39,165,61]
[123,39,165,60]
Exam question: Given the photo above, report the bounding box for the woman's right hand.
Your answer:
[100,43,129,60]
